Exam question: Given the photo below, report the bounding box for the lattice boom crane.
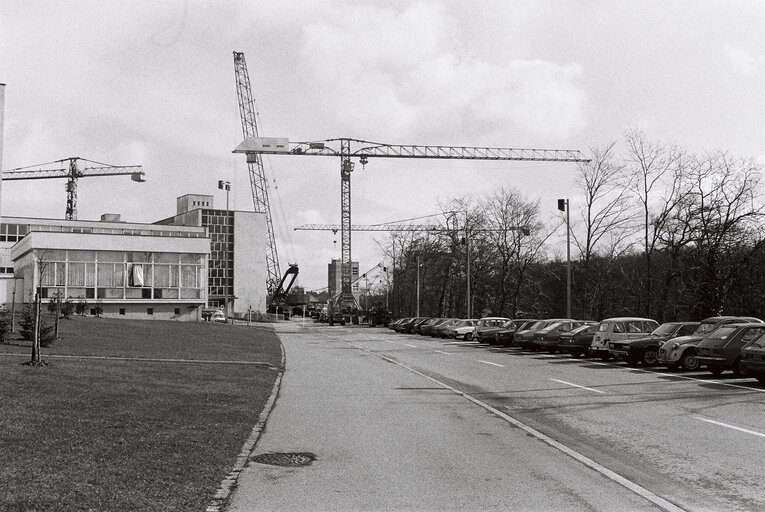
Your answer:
[2,157,145,220]
[234,137,589,310]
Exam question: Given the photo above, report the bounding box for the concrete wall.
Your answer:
[233,211,267,314]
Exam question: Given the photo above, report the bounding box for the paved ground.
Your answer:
[225,321,685,511]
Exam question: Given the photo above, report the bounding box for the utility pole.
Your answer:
[416,252,421,317]
[558,198,571,319]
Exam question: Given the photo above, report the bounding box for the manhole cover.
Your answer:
[251,452,316,467]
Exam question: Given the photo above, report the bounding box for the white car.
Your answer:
[211,310,227,323]
[449,319,478,340]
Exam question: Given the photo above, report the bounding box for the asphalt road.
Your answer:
[226,322,765,512]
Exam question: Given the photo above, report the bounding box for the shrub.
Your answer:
[0,312,10,344]
[61,299,74,318]
[19,304,55,345]
[75,298,88,316]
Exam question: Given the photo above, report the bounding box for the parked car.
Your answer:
[434,319,462,338]
[740,334,765,383]
[407,317,432,334]
[415,317,442,335]
[476,319,519,345]
[497,319,538,347]
[608,321,700,366]
[473,317,511,344]
[395,317,420,333]
[589,317,660,361]
[516,319,575,349]
[530,320,591,353]
[211,310,227,323]
[658,316,763,371]
[388,318,408,331]
[559,324,599,357]
[421,318,454,336]
[447,319,478,340]
[695,322,765,376]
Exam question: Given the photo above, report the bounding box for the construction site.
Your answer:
[0,50,592,323]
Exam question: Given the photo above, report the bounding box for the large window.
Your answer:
[37,250,203,301]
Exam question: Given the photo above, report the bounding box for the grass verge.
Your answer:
[0,316,282,511]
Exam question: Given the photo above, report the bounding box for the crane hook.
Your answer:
[359,156,368,169]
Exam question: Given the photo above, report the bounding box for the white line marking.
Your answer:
[404,344,417,348]
[340,340,686,512]
[384,340,396,343]
[478,360,505,368]
[434,350,452,355]
[695,417,765,438]
[550,378,606,394]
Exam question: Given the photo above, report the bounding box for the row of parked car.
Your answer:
[387,315,765,382]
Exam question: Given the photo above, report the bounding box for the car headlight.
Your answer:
[672,343,680,349]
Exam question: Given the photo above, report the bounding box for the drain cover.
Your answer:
[251,452,316,467]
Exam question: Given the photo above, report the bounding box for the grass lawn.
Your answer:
[0,315,282,511]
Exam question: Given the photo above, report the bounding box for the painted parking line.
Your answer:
[695,417,765,438]
[434,350,453,355]
[404,344,417,348]
[478,360,505,368]
[550,378,606,394]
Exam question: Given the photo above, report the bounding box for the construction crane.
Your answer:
[234,137,590,311]
[233,51,287,305]
[2,157,145,220]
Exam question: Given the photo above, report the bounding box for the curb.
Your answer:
[206,336,286,512]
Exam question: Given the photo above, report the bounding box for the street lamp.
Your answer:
[557,198,571,319]
[218,180,231,319]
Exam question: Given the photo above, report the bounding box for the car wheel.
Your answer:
[680,352,700,371]
[733,358,747,377]
[642,349,658,367]
[709,366,723,377]
[464,332,473,341]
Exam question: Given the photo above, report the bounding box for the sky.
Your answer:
[1,1,764,291]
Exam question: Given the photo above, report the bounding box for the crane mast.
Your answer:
[235,137,590,311]
[2,157,145,220]
[233,51,282,298]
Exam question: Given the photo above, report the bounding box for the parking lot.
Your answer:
[229,320,765,512]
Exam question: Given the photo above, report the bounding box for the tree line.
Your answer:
[378,130,765,322]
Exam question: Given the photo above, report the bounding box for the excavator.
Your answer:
[267,264,299,318]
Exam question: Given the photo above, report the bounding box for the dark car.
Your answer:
[408,317,433,334]
[559,323,599,357]
[496,319,538,347]
[530,320,590,353]
[658,316,763,370]
[473,317,511,344]
[696,322,765,376]
[390,317,412,332]
[434,318,461,338]
[516,319,574,349]
[415,317,442,335]
[740,334,765,383]
[608,321,700,366]
[388,318,407,331]
[476,319,515,345]
[421,318,454,336]
[396,317,423,334]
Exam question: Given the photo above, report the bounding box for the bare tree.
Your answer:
[625,129,685,316]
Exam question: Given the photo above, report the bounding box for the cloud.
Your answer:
[298,3,587,144]
[723,44,756,76]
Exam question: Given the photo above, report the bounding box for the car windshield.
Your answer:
[527,321,546,330]
[652,323,680,336]
[706,326,738,341]
[695,322,719,335]
[748,333,765,349]
[597,322,609,332]
[540,322,562,334]
[568,324,592,335]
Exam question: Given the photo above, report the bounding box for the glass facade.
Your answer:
[200,209,234,307]
[38,250,204,300]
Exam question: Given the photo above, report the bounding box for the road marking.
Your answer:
[341,340,686,512]
[478,360,505,368]
[434,350,452,355]
[404,344,417,348]
[695,417,765,438]
[549,378,606,394]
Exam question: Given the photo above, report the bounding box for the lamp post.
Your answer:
[415,252,421,317]
[557,198,571,319]
[218,180,231,320]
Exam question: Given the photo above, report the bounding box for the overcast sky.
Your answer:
[2,1,764,291]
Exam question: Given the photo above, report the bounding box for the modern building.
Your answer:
[2,215,209,320]
[327,258,359,301]
[156,194,267,316]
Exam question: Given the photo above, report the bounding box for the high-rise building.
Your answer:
[327,258,359,301]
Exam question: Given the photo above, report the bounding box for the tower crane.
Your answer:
[234,137,590,311]
[233,51,289,306]
[2,157,145,220]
